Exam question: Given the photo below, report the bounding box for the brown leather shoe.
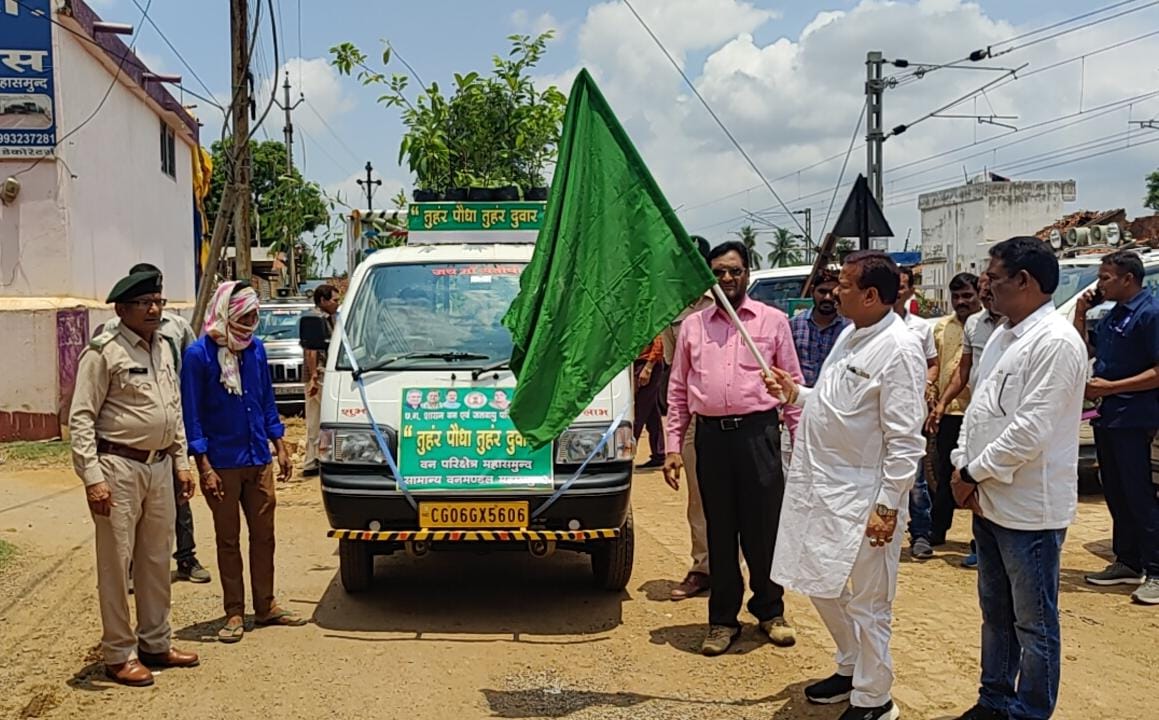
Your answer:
[670,572,710,601]
[138,647,200,669]
[105,659,155,687]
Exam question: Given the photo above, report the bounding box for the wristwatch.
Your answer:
[874,504,898,518]
[958,466,978,485]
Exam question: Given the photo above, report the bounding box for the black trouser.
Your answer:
[1094,426,1159,577]
[173,467,197,565]
[931,414,965,543]
[695,411,786,627]
[633,359,668,462]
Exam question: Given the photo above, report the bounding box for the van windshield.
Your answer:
[339,262,525,370]
[1053,264,1099,308]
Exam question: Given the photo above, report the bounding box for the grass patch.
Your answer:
[0,538,16,571]
[0,440,70,469]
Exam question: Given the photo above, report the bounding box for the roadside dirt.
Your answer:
[1,437,1157,720]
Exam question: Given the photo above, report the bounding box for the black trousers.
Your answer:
[1095,426,1159,577]
[695,411,786,627]
[173,468,197,564]
[931,414,965,543]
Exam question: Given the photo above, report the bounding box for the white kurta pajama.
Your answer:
[772,311,927,709]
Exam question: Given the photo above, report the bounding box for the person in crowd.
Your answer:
[790,268,850,386]
[768,250,925,720]
[69,269,200,686]
[949,237,1086,720]
[182,281,305,643]
[895,266,938,560]
[1075,250,1159,604]
[634,335,668,470]
[303,283,339,477]
[664,240,803,656]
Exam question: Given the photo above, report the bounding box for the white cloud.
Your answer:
[553,0,1159,258]
[256,57,355,140]
[511,9,569,41]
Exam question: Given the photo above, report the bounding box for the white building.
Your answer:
[0,0,201,441]
[919,177,1076,302]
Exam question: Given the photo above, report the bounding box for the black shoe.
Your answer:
[953,704,1008,720]
[636,458,664,470]
[177,561,212,583]
[839,700,899,720]
[805,673,854,705]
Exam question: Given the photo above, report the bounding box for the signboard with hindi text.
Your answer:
[398,387,553,492]
[407,202,546,245]
[0,0,56,158]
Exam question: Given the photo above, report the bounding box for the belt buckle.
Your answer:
[144,449,159,464]
[719,417,742,431]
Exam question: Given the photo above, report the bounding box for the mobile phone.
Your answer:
[1089,287,1105,305]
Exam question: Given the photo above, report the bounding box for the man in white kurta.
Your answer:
[768,251,927,720]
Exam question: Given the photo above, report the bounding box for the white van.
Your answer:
[747,264,815,315]
[303,207,636,593]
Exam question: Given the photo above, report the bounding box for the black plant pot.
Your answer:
[525,187,549,201]
[412,188,440,202]
[468,187,496,201]
[444,187,469,201]
[493,185,520,201]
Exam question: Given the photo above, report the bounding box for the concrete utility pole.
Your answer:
[793,208,812,263]
[276,72,304,290]
[230,0,253,282]
[357,161,382,211]
[865,51,886,233]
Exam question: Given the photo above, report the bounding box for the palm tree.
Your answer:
[734,225,762,270]
[767,227,803,267]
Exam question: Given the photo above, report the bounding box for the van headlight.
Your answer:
[556,423,634,465]
[323,427,396,464]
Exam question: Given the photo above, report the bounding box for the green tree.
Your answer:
[835,237,856,261]
[205,139,329,249]
[734,225,762,270]
[1146,169,1159,212]
[767,227,803,268]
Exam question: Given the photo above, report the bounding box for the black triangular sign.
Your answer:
[831,175,894,239]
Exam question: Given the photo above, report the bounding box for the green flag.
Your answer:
[502,68,715,448]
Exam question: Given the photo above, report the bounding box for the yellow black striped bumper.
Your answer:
[327,528,620,543]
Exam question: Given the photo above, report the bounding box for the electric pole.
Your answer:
[793,208,812,263]
[865,51,886,250]
[230,0,253,281]
[357,161,382,210]
[276,72,304,291]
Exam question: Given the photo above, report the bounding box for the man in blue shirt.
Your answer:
[790,269,849,386]
[182,281,304,642]
[1075,250,1159,605]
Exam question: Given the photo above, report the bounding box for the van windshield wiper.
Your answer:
[353,351,490,378]
[471,357,512,380]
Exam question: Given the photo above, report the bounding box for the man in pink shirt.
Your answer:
[664,240,804,656]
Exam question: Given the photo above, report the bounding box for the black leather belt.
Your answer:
[97,439,169,465]
[697,409,779,432]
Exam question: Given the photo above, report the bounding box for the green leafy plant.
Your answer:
[767,227,803,268]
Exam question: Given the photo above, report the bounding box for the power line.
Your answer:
[128,0,223,109]
[13,0,155,178]
[299,126,348,175]
[303,98,362,164]
[621,0,807,237]
[990,0,1159,58]
[820,101,867,242]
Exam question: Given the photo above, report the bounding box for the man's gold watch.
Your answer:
[874,504,898,518]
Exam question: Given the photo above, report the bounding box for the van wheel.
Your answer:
[339,539,374,593]
[591,509,634,591]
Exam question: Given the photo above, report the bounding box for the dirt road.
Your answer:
[1,460,1157,719]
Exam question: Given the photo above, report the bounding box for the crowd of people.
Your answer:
[65,235,1159,720]
[636,236,1159,720]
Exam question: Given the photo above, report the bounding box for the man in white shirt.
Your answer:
[767,251,926,720]
[948,237,1087,720]
[895,266,938,560]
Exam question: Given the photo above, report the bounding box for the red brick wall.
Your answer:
[0,411,60,442]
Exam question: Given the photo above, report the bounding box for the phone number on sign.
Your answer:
[0,132,54,144]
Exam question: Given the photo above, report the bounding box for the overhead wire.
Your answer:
[303,99,362,165]
[128,0,223,109]
[621,0,808,237]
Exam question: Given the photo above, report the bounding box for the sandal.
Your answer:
[217,617,245,643]
[255,607,307,627]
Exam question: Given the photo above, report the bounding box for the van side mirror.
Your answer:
[299,315,330,351]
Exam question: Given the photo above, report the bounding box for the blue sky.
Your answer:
[90,0,1159,261]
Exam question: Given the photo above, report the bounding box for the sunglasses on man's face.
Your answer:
[125,298,168,309]
[712,267,746,279]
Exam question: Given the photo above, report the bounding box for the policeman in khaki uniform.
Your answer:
[69,270,201,687]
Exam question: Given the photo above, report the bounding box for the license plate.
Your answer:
[419,501,529,529]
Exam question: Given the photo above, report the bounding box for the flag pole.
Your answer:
[709,284,787,401]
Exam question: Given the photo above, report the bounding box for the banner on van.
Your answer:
[398,387,553,492]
